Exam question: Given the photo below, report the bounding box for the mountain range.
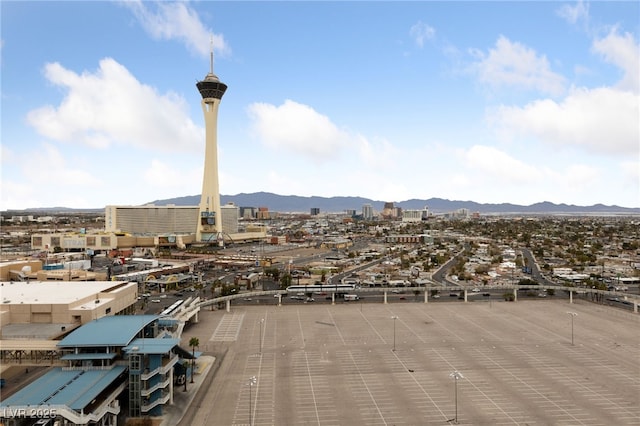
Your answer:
[4,192,638,215]
[150,192,639,215]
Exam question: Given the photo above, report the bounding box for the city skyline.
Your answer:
[1,1,638,210]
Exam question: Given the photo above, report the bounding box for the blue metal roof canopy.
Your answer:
[0,366,127,411]
[57,315,159,348]
[122,338,180,355]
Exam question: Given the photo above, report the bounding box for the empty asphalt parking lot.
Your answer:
[180,299,639,426]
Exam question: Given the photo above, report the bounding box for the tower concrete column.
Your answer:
[196,47,227,244]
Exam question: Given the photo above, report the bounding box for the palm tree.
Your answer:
[188,337,199,383]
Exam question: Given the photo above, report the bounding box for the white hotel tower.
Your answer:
[196,48,227,243]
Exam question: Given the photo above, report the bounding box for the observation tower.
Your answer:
[196,44,227,243]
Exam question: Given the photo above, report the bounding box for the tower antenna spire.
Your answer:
[209,35,214,74]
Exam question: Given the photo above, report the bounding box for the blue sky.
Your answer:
[1,1,638,210]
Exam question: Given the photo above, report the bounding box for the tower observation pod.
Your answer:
[196,46,227,244]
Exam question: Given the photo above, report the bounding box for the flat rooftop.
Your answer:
[0,281,132,304]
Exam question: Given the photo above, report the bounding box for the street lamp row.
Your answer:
[449,370,464,424]
[248,375,257,426]
[567,312,578,346]
[391,315,398,351]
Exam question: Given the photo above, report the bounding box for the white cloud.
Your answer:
[449,145,625,205]
[121,0,229,58]
[28,144,102,186]
[356,135,400,169]
[560,164,599,189]
[1,143,104,209]
[463,145,541,183]
[247,100,350,162]
[471,35,566,96]
[556,0,589,26]
[26,58,203,152]
[620,159,640,184]
[143,159,202,194]
[592,28,640,92]
[1,144,14,163]
[489,87,639,156]
[410,21,436,48]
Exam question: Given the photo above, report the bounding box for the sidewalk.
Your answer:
[160,355,215,426]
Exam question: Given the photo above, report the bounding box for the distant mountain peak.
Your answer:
[147,193,639,215]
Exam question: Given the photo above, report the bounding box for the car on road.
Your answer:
[151,299,161,303]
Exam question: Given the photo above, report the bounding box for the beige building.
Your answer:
[31,231,196,252]
[221,202,239,234]
[0,280,138,328]
[32,232,119,251]
[30,205,267,253]
[0,259,43,281]
[105,204,199,234]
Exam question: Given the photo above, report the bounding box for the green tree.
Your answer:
[280,273,292,289]
[265,267,281,282]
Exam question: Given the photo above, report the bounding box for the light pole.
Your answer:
[259,318,264,354]
[449,370,464,424]
[391,315,398,351]
[248,376,257,426]
[567,312,577,345]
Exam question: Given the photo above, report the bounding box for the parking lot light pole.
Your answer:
[391,315,398,351]
[259,318,264,354]
[248,376,257,426]
[567,312,577,345]
[449,370,464,424]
